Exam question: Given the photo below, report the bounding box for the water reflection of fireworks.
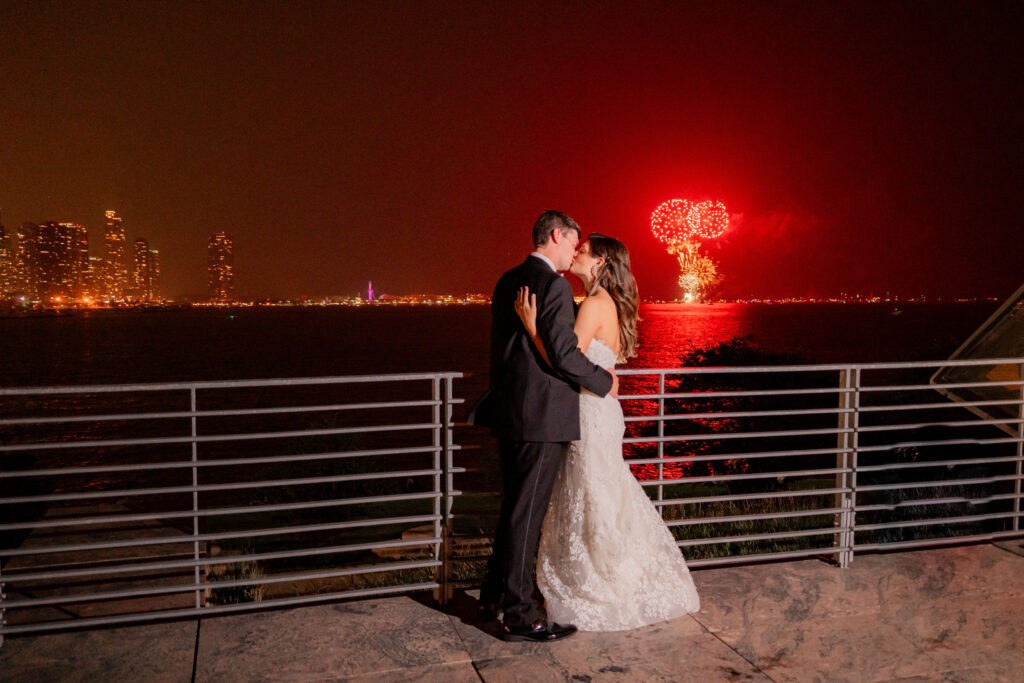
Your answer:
[622,373,750,480]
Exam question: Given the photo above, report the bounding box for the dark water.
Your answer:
[0,301,999,390]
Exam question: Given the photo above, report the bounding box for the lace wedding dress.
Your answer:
[537,339,700,631]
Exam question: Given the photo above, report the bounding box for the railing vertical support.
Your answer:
[657,372,666,517]
[190,387,202,609]
[1015,363,1024,532]
[1,553,5,651]
[835,368,858,567]
[441,376,454,605]
[431,378,444,603]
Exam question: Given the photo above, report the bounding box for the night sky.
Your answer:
[2,1,1021,300]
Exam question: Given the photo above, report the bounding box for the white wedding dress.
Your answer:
[537,339,700,631]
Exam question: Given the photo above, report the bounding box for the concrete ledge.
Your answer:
[194,597,472,681]
[0,620,197,683]
[3,544,1023,682]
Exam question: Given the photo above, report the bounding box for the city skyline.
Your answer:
[0,209,164,304]
[2,3,1021,301]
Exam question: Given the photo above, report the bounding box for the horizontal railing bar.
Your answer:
[617,357,1024,374]
[0,542,438,608]
[0,400,445,426]
[863,380,1024,393]
[0,423,441,453]
[856,455,1024,473]
[623,407,852,423]
[0,582,441,636]
[0,515,441,558]
[854,530,1024,552]
[685,546,838,568]
[654,488,847,507]
[622,387,851,400]
[0,491,442,532]
[855,511,1022,532]
[857,437,1020,453]
[855,474,1024,492]
[0,446,441,480]
[855,492,1021,512]
[678,526,843,547]
[2,515,441,582]
[625,426,849,444]
[0,468,442,505]
[623,447,851,467]
[858,398,1023,413]
[858,418,1023,433]
[637,467,849,486]
[0,373,464,396]
[665,507,846,527]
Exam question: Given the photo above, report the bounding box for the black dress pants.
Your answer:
[481,440,565,628]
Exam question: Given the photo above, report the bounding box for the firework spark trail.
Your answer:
[651,199,729,300]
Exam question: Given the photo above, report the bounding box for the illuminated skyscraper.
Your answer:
[84,256,103,301]
[0,216,12,297]
[103,210,129,300]
[207,231,234,302]
[12,222,39,300]
[35,221,87,302]
[131,237,153,301]
[148,249,161,300]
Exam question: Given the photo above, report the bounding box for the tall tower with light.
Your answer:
[103,210,129,300]
[207,231,234,302]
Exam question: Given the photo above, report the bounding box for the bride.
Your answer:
[514,233,700,631]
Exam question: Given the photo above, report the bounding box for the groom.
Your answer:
[479,210,617,642]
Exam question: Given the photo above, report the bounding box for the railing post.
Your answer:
[431,378,444,603]
[657,372,666,516]
[849,369,861,564]
[191,387,202,609]
[1015,362,1024,532]
[1,554,6,651]
[441,375,454,605]
[835,368,859,567]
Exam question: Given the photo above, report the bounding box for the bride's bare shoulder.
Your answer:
[580,288,617,319]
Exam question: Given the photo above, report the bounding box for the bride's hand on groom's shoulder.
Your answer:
[515,286,538,335]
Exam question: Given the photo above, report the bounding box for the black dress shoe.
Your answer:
[477,601,502,621]
[500,620,578,643]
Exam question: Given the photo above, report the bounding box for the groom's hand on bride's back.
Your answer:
[610,371,619,398]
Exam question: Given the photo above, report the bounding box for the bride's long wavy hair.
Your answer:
[587,233,640,362]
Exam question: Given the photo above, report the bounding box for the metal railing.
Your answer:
[617,357,1024,568]
[0,373,463,639]
[2,357,1023,640]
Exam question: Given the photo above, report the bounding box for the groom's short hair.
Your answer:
[533,210,581,248]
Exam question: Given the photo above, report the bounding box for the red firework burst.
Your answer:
[651,199,729,244]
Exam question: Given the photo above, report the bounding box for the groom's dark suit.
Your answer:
[482,254,613,628]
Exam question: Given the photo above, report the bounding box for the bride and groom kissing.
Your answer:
[474,210,699,643]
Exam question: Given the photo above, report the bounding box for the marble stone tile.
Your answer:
[691,559,880,634]
[341,661,481,682]
[991,538,1024,559]
[890,665,1020,682]
[709,613,939,683]
[850,545,1024,605]
[0,619,197,683]
[195,597,472,681]
[882,595,1024,677]
[473,616,769,682]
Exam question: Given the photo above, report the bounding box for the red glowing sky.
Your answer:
[1,2,1021,300]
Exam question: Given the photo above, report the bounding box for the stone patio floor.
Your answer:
[3,541,1023,682]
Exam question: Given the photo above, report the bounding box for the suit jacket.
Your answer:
[486,255,614,442]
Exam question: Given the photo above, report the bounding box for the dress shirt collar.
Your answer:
[530,251,557,272]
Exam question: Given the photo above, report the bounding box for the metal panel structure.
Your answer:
[1,373,463,638]
[3,356,1024,641]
